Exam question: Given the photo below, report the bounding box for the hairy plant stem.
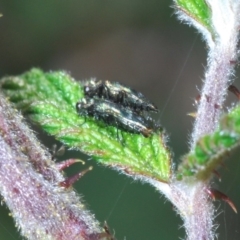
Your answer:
[174,182,215,240]
[191,42,238,149]
[187,12,239,236]
[148,179,215,240]
[186,42,238,238]
[0,94,103,240]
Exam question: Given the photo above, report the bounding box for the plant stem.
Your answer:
[0,94,103,240]
[176,182,215,240]
[191,39,238,149]
[149,179,215,240]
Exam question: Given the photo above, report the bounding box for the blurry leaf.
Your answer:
[174,0,215,39]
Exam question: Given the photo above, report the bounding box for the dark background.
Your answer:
[0,1,240,239]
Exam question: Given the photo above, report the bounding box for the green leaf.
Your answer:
[175,0,215,38]
[1,68,172,183]
[177,104,240,180]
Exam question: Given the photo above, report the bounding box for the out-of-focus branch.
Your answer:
[0,94,104,240]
